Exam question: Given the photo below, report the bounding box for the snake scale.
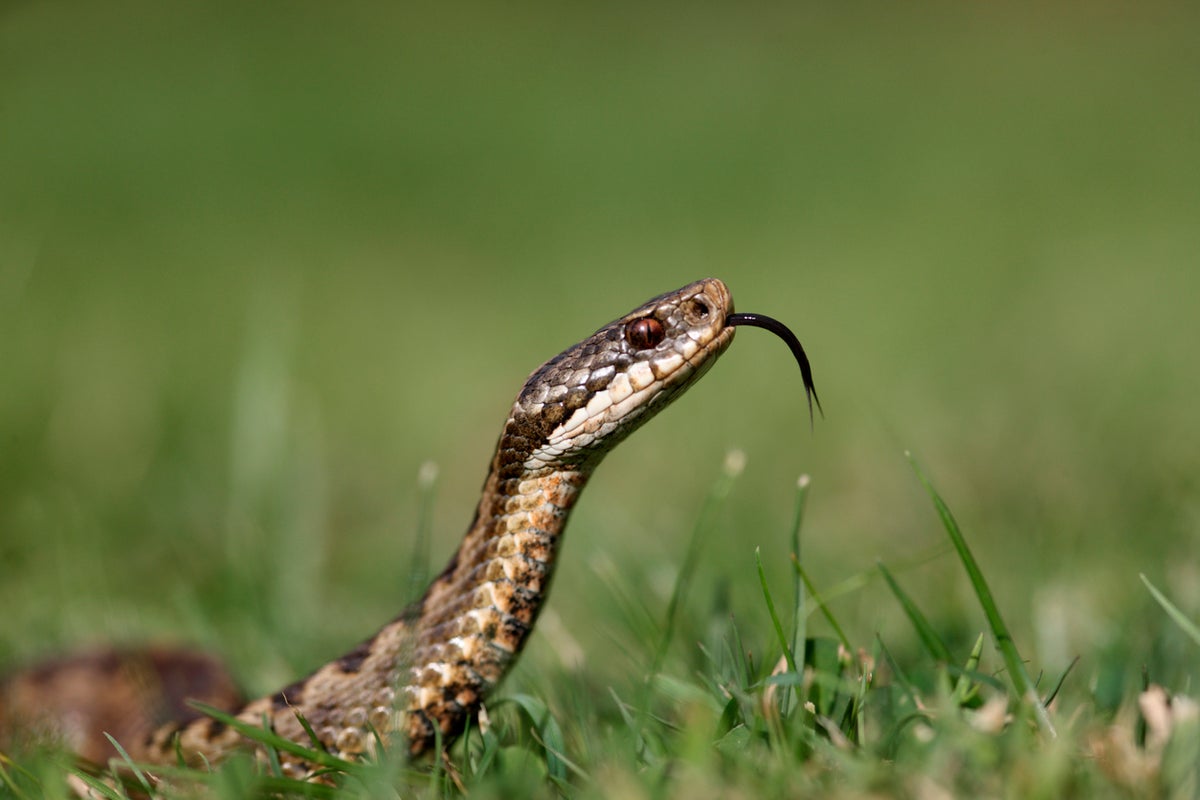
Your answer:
[0,278,819,777]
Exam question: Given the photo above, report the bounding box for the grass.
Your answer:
[2,1,1199,797]
[3,459,1198,797]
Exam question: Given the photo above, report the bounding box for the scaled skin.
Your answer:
[1,279,738,775]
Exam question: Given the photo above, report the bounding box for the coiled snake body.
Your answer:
[0,278,818,776]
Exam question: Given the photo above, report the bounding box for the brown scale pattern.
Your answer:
[0,278,738,778]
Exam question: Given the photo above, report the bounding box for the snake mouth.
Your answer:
[726,312,822,425]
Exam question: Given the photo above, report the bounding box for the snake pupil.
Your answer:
[626,317,665,350]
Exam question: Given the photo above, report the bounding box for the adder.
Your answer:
[0,278,819,776]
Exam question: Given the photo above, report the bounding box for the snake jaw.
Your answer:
[513,278,737,472]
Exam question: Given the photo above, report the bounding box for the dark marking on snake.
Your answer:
[0,278,821,773]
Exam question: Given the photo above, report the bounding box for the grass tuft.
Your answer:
[4,455,1198,798]
[906,451,1056,738]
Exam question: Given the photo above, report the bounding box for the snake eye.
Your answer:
[626,317,665,350]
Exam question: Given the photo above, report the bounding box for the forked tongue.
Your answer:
[726,312,823,426]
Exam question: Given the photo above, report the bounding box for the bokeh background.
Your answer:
[2,1,1198,711]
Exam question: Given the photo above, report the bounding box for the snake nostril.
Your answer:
[683,297,711,325]
[626,317,665,350]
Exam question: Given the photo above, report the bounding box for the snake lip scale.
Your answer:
[0,278,818,776]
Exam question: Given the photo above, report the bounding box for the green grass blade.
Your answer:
[0,754,36,800]
[729,612,753,690]
[1141,573,1200,646]
[949,632,984,707]
[792,559,853,652]
[408,460,439,602]
[756,543,800,727]
[1136,666,1150,748]
[473,723,501,779]
[430,721,444,792]
[102,734,152,795]
[875,634,922,708]
[528,726,590,782]
[65,771,125,800]
[943,664,1006,694]
[906,452,1056,737]
[757,547,798,674]
[876,560,953,664]
[259,714,286,778]
[607,687,649,760]
[497,693,568,783]
[787,475,812,719]
[651,451,744,678]
[188,702,355,772]
[841,655,871,744]
[1042,655,1080,707]
[292,708,328,754]
[789,476,812,664]
[254,776,339,797]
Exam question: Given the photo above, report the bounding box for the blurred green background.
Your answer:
[2,0,1198,707]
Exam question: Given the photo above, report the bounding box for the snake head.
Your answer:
[500,278,737,474]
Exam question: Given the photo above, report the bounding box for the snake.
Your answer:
[0,278,819,776]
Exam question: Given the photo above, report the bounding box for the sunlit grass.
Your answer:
[3,460,1197,798]
[2,1,1199,797]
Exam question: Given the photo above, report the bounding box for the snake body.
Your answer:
[0,278,816,775]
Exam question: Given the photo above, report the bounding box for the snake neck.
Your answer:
[417,464,590,648]
[403,461,591,740]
